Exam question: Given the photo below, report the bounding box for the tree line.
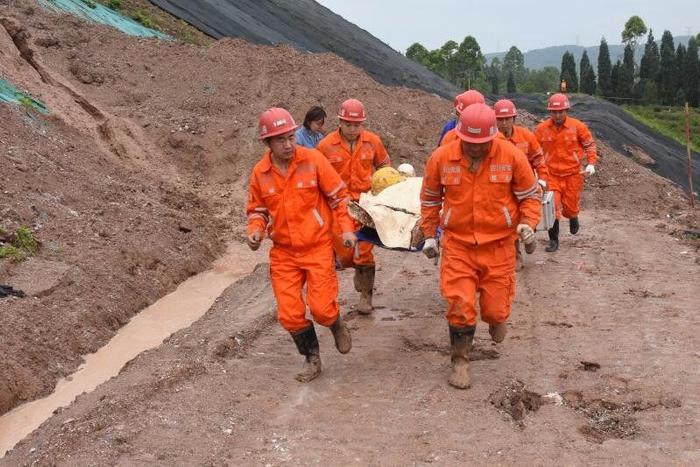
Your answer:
[405,38,559,95]
[405,16,700,107]
[562,16,700,107]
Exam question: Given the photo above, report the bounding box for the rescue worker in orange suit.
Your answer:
[246,107,357,383]
[494,99,548,263]
[535,93,597,252]
[317,99,390,315]
[420,103,541,389]
[439,89,485,147]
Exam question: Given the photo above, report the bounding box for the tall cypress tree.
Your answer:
[619,44,635,98]
[676,44,687,104]
[507,71,517,93]
[598,38,613,97]
[686,37,700,107]
[611,60,622,96]
[560,51,578,92]
[639,29,660,102]
[579,51,596,94]
[658,30,676,105]
[639,29,660,81]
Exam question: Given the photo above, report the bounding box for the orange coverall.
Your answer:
[246,146,354,332]
[421,138,541,327]
[535,116,597,219]
[502,125,549,181]
[317,129,390,267]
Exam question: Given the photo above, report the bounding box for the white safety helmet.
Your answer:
[397,163,416,177]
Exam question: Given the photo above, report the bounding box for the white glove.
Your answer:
[537,179,547,189]
[422,237,439,259]
[516,224,535,244]
[585,164,595,176]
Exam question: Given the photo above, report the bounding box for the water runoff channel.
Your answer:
[0,243,265,457]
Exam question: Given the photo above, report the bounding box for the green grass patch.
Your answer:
[14,226,39,254]
[0,245,26,262]
[623,105,700,153]
[130,9,154,28]
[0,226,39,262]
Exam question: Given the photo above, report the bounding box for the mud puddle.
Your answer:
[0,242,264,457]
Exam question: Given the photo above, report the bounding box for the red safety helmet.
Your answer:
[258,107,298,140]
[454,90,485,113]
[547,93,570,111]
[338,98,366,122]
[455,103,499,143]
[494,99,517,118]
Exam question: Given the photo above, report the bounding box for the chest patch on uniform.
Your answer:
[490,164,513,182]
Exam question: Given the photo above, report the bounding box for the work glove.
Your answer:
[537,179,547,189]
[516,224,535,244]
[247,231,262,251]
[584,164,595,176]
[422,237,439,259]
[342,231,357,249]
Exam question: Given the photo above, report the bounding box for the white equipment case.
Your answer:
[536,191,556,231]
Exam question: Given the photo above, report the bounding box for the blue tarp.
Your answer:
[37,0,170,39]
[0,79,50,114]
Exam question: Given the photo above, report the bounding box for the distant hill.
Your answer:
[486,36,692,70]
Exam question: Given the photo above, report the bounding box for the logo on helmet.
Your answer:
[272,118,287,128]
[260,125,268,134]
[467,126,482,135]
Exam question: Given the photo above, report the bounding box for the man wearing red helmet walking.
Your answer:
[246,107,357,382]
[439,90,485,146]
[421,104,541,389]
[317,99,391,315]
[535,93,597,252]
[494,99,549,264]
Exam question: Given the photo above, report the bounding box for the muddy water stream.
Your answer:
[0,243,266,457]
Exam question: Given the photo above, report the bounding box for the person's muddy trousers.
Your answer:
[269,242,340,332]
[440,236,517,327]
[549,172,584,219]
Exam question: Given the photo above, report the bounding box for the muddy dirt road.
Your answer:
[3,205,698,465]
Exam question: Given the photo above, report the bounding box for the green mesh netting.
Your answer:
[0,79,50,114]
[37,0,170,39]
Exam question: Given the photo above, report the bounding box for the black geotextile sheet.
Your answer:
[506,94,699,192]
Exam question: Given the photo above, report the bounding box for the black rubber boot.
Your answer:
[569,217,580,235]
[291,325,321,382]
[545,220,559,252]
[447,325,476,389]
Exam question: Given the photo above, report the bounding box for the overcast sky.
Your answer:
[315,0,698,54]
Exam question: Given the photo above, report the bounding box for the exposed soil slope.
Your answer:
[149,0,461,98]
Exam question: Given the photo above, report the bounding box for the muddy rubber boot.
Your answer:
[447,326,475,389]
[329,316,352,354]
[488,322,508,343]
[545,220,559,252]
[291,325,322,382]
[569,217,580,235]
[353,265,375,315]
